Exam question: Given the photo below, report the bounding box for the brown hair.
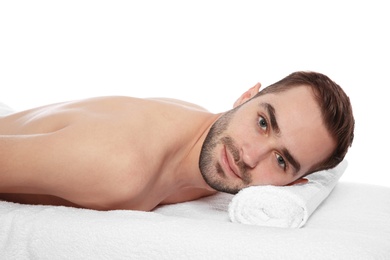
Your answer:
[255,71,355,174]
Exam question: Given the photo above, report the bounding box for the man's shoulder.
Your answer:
[146,97,209,112]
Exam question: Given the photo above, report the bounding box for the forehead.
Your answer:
[248,86,335,174]
[261,85,316,105]
[251,85,320,121]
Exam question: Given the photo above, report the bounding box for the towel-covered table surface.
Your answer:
[1,181,390,259]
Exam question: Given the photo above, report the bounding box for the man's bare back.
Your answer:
[0,96,219,210]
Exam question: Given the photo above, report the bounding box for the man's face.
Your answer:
[199,85,335,194]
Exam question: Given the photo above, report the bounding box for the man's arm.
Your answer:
[0,124,143,210]
[0,132,68,194]
[0,130,101,199]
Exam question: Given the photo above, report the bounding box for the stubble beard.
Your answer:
[199,108,252,194]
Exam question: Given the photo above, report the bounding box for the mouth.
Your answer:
[221,145,242,180]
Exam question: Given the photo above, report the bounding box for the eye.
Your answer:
[258,116,268,131]
[275,153,287,171]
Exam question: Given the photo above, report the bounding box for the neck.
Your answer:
[172,113,221,192]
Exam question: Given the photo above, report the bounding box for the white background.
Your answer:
[1,1,389,187]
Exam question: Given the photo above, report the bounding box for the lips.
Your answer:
[222,146,241,180]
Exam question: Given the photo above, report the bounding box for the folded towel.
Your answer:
[228,160,348,228]
[0,102,14,116]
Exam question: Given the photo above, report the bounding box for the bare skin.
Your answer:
[0,84,335,211]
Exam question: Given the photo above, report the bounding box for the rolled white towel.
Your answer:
[229,160,348,228]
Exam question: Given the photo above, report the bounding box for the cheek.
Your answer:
[229,118,258,145]
[250,162,291,186]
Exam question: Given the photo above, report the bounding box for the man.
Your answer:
[0,71,354,211]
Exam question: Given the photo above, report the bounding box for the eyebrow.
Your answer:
[260,102,301,174]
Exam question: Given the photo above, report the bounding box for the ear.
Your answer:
[233,82,261,108]
[288,178,308,186]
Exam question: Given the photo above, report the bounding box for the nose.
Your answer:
[241,139,272,169]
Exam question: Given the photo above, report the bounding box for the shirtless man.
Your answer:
[0,71,354,211]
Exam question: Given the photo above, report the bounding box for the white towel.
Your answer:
[0,102,14,116]
[229,160,348,228]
